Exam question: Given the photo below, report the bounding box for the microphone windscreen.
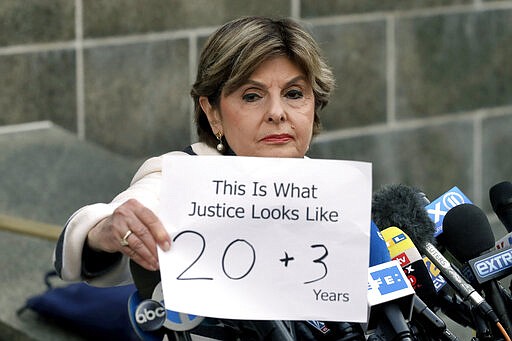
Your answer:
[490,181,512,212]
[441,203,495,263]
[490,181,512,233]
[130,260,161,300]
[372,184,435,246]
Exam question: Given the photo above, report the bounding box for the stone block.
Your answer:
[84,39,190,157]
[0,51,77,131]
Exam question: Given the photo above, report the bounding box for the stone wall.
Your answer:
[1,0,511,220]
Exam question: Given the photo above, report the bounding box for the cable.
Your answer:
[496,321,512,341]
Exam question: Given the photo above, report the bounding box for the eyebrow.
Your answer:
[243,75,308,89]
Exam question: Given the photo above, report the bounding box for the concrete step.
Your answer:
[0,122,142,340]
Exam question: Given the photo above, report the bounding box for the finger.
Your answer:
[122,224,160,268]
[132,201,171,252]
[112,200,159,266]
[119,228,159,270]
[121,244,158,271]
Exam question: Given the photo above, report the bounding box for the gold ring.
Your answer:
[120,230,133,247]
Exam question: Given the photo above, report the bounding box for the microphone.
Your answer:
[495,233,512,250]
[127,289,173,341]
[442,203,512,336]
[129,260,203,340]
[490,182,512,250]
[371,184,502,334]
[130,261,297,340]
[381,226,458,340]
[366,260,415,341]
[298,221,387,341]
[419,188,469,295]
[420,187,490,329]
[490,181,512,233]
[421,189,506,333]
[423,186,473,238]
[369,220,392,266]
[439,203,495,268]
[381,226,437,305]
[295,320,366,340]
[130,260,162,300]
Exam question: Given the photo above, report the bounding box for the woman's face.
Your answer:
[201,56,316,158]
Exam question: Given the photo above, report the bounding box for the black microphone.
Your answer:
[439,203,494,270]
[437,204,494,264]
[490,182,512,250]
[490,181,512,233]
[294,320,366,340]
[371,184,501,331]
[442,203,512,336]
[130,260,162,300]
[129,261,201,340]
[412,295,459,341]
[129,260,297,340]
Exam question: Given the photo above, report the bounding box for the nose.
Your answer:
[266,96,286,124]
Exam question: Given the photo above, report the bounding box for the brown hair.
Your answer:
[191,16,335,149]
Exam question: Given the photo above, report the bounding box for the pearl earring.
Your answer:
[215,132,225,153]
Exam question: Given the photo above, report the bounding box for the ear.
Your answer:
[199,96,222,134]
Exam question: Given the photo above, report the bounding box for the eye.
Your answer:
[285,89,304,100]
[242,92,262,102]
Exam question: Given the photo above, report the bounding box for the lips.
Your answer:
[261,134,293,143]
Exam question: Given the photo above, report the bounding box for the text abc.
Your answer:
[136,307,166,324]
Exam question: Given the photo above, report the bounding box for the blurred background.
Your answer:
[1,0,511,339]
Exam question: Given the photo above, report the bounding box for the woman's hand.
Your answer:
[86,199,171,271]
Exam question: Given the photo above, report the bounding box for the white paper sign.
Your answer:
[158,155,372,322]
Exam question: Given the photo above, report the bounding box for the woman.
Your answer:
[54,16,384,340]
[54,16,335,285]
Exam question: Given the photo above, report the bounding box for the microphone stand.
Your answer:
[470,305,496,341]
[500,282,512,321]
[270,320,295,341]
[366,304,414,341]
[411,296,459,341]
[482,281,512,336]
[170,331,192,341]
